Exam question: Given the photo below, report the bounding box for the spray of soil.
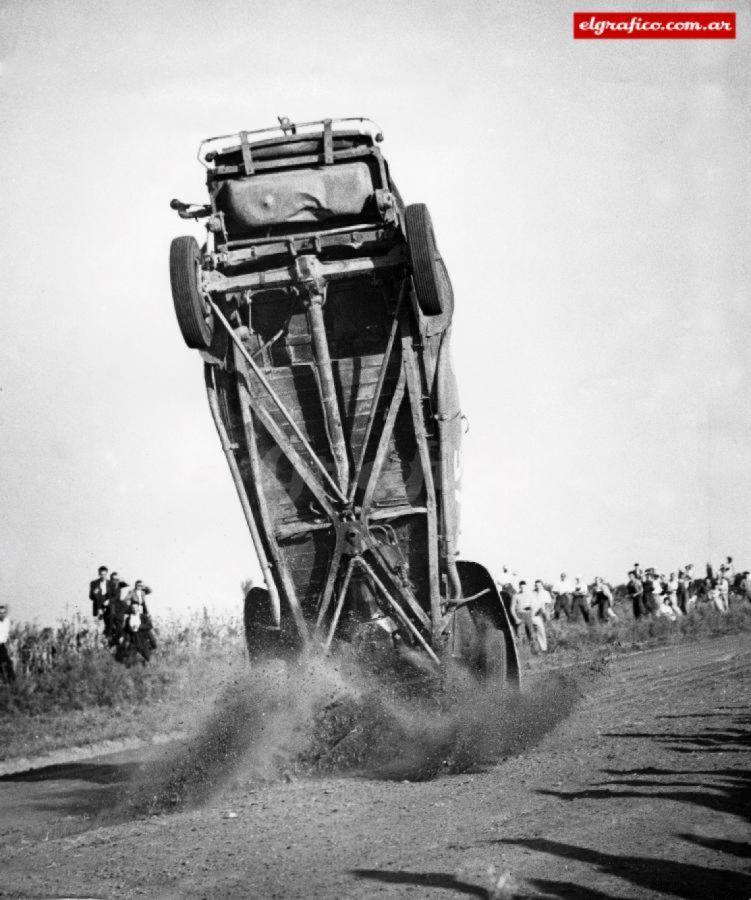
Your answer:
[119,647,581,816]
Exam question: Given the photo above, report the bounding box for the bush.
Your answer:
[545,596,751,656]
[1,611,245,717]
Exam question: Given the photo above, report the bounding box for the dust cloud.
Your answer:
[120,648,581,815]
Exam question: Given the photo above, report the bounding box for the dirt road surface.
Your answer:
[1,634,749,899]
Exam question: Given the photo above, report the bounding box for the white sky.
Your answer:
[0,0,749,625]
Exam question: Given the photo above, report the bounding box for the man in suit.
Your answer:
[89,566,110,619]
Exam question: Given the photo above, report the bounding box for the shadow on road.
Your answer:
[540,716,751,825]
[537,772,751,823]
[522,880,620,899]
[601,724,750,749]
[498,839,751,900]
[507,714,751,898]
[352,869,625,899]
[0,759,141,826]
[678,834,751,859]
[0,760,140,785]
[351,869,487,897]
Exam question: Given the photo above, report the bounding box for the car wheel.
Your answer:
[169,235,214,349]
[404,203,453,316]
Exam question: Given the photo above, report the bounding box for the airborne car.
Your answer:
[169,117,518,683]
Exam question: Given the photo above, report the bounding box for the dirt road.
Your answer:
[1,634,749,899]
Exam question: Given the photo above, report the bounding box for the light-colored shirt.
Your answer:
[0,618,9,644]
[513,589,545,617]
[535,588,553,614]
[552,578,573,595]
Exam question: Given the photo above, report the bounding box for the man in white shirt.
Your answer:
[593,577,617,622]
[511,580,548,652]
[571,575,591,624]
[534,579,554,620]
[0,604,16,684]
[717,575,730,612]
[551,572,573,620]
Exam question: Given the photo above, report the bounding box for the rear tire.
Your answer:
[404,203,452,316]
[450,607,508,683]
[169,235,214,349]
[476,619,508,681]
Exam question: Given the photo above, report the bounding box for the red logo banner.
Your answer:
[574,12,736,39]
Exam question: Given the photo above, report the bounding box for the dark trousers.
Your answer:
[595,597,612,620]
[516,611,537,648]
[0,643,16,683]
[631,594,645,619]
[571,595,590,624]
[554,593,572,620]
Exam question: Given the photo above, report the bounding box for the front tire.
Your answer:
[404,203,453,316]
[169,236,214,349]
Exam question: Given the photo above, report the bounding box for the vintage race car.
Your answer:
[169,117,518,683]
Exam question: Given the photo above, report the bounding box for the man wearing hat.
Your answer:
[124,580,155,663]
[108,573,130,650]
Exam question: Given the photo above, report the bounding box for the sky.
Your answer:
[0,0,749,625]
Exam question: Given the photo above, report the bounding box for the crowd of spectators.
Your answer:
[498,555,751,655]
[88,565,157,665]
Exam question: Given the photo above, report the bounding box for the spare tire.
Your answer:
[169,235,214,349]
[404,203,453,316]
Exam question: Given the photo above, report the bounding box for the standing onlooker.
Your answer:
[0,604,16,684]
[676,570,689,614]
[704,578,726,614]
[499,566,516,591]
[551,572,573,620]
[124,580,156,663]
[109,575,130,651]
[642,569,657,615]
[511,581,534,647]
[627,570,645,619]
[511,581,548,652]
[741,571,751,603]
[107,570,123,604]
[593,577,617,622]
[571,575,591,624]
[533,579,554,622]
[651,574,675,620]
[667,572,682,616]
[89,566,109,619]
[717,575,730,612]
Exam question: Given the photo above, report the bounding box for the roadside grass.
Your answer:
[1,600,749,762]
[526,596,751,666]
[0,612,247,761]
